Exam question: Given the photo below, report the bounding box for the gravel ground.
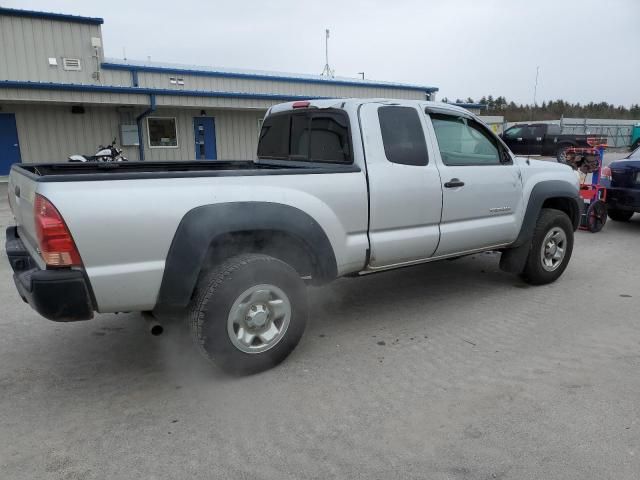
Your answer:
[0,177,639,480]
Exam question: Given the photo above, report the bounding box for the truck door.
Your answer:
[521,124,545,155]
[425,109,524,256]
[359,103,443,268]
[502,125,527,154]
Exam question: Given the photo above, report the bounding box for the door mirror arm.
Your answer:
[500,148,513,164]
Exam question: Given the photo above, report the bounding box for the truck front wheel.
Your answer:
[189,254,308,375]
[521,208,574,285]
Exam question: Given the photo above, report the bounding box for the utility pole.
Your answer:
[533,66,540,106]
[321,29,334,77]
[531,66,540,121]
[358,72,365,80]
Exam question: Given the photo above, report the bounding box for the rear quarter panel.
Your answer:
[37,172,368,312]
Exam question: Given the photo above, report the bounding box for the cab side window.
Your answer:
[504,126,525,139]
[378,106,428,166]
[430,114,502,166]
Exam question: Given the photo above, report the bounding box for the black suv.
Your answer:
[604,147,640,221]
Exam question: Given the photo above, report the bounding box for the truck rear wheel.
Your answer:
[556,145,571,164]
[521,208,574,285]
[189,254,308,375]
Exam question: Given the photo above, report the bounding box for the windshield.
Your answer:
[629,146,640,159]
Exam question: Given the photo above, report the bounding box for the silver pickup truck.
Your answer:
[5,99,581,374]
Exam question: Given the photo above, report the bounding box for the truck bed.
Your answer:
[14,160,360,182]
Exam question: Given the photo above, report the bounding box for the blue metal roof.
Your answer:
[102,59,439,93]
[0,7,104,25]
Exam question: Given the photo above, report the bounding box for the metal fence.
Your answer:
[559,118,637,148]
[499,117,639,148]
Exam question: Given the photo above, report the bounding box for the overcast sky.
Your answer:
[5,0,640,106]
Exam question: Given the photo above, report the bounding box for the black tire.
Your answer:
[586,200,607,232]
[608,208,634,222]
[521,208,574,285]
[189,254,308,375]
[556,145,572,164]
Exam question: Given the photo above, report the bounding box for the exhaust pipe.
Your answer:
[142,312,164,336]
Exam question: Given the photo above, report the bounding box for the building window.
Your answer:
[147,117,178,148]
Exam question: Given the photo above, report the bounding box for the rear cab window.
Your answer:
[258,109,352,164]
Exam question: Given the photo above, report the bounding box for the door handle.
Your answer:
[444,178,465,188]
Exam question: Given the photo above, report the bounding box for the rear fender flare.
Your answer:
[154,202,337,312]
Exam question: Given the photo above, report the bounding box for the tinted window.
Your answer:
[257,110,350,163]
[530,125,546,137]
[309,115,349,162]
[378,106,428,166]
[258,115,289,158]
[431,114,501,165]
[547,124,561,135]
[504,126,525,139]
[289,114,310,159]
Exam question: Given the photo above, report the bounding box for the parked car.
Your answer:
[5,99,581,374]
[601,146,640,221]
[500,123,604,163]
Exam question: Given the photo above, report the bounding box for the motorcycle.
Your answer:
[68,138,128,162]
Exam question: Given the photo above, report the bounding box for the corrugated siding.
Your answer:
[215,110,264,160]
[102,69,132,86]
[155,95,278,110]
[7,104,132,162]
[6,104,266,163]
[0,14,103,84]
[135,71,426,100]
[0,87,148,105]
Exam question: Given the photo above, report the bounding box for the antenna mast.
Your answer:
[321,29,334,77]
[533,66,540,106]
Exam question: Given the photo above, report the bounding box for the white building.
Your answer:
[0,7,438,174]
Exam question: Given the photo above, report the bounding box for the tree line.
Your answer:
[441,95,640,121]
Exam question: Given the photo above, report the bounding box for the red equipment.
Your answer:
[565,144,608,232]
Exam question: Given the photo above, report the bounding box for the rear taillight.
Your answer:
[34,194,82,267]
[292,101,311,109]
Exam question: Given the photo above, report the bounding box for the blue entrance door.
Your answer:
[193,117,217,160]
[0,113,21,175]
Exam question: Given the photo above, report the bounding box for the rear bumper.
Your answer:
[606,187,640,211]
[5,226,94,321]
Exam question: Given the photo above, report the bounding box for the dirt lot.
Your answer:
[1,177,639,479]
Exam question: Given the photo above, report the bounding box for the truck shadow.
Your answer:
[306,252,516,336]
[6,252,519,385]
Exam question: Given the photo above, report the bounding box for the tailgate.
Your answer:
[7,167,42,264]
